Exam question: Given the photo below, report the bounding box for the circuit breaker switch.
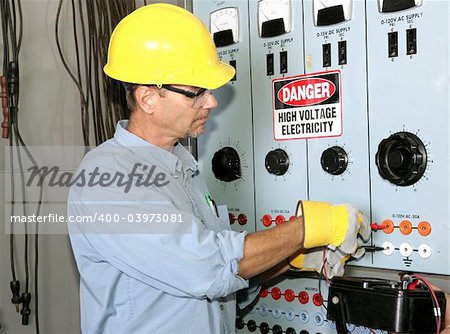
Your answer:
[338,40,347,65]
[406,28,417,55]
[323,43,332,67]
[266,53,274,76]
[280,51,288,74]
[388,31,399,58]
[229,59,237,81]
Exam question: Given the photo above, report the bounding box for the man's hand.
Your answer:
[298,201,371,253]
[289,246,365,278]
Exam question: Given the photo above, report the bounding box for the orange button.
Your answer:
[417,221,432,236]
[382,219,395,234]
[399,220,412,235]
[262,214,272,227]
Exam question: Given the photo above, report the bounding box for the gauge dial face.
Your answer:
[377,0,423,13]
[313,0,352,26]
[210,7,239,45]
[258,0,291,37]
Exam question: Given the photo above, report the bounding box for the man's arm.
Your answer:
[238,217,304,279]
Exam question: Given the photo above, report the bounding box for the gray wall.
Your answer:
[0,1,448,334]
[0,1,178,333]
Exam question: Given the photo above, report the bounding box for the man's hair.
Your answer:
[123,83,138,112]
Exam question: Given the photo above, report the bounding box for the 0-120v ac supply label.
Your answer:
[272,70,342,140]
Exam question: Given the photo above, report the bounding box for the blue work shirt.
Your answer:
[68,120,256,334]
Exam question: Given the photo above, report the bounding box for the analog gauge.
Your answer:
[378,0,423,13]
[313,0,352,26]
[258,0,291,38]
[210,7,239,47]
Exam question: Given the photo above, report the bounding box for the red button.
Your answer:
[313,293,323,306]
[260,285,268,298]
[228,213,236,225]
[238,214,248,225]
[289,215,296,221]
[262,214,272,227]
[298,291,309,304]
[284,289,295,302]
[275,215,286,225]
[271,287,282,300]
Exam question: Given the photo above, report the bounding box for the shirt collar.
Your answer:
[113,120,198,175]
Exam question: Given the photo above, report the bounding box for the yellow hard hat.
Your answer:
[103,3,235,90]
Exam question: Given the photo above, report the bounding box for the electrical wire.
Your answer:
[1,0,43,332]
[56,0,133,148]
[411,274,442,334]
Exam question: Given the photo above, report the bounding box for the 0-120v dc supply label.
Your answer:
[272,70,342,140]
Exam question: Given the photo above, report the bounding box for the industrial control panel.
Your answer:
[194,0,449,332]
[237,275,388,334]
[363,0,450,274]
[195,0,449,274]
[248,0,308,232]
[194,1,256,234]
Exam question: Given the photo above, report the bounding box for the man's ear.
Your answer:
[135,86,156,114]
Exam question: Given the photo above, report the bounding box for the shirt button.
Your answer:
[220,304,224,310]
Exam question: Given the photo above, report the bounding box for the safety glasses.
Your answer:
[161,85,211,108]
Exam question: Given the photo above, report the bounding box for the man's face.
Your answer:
[157,85,218,139]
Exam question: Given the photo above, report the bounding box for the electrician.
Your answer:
[67,4,370,333]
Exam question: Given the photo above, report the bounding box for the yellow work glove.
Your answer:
[289,247,366,278]
[289,248,348,278]
[297,200,371,254]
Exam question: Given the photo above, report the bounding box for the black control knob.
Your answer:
[211,147,241,182]
[235,317,245,330]
[376,132,427,186]
[321,146,348,175]
[259,322,270,334]
[272,325,283,334]
[247,320,257,332]
[286,328,297,334]
[265,149,289,175]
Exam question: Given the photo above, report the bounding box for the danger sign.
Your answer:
[272,70,342,140]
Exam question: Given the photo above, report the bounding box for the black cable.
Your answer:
[55,0,89,146]
[76,0,91,146]
[2,1,42,331]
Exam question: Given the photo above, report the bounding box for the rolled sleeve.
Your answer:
[68,186,249,300]
[205,230,249,299]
